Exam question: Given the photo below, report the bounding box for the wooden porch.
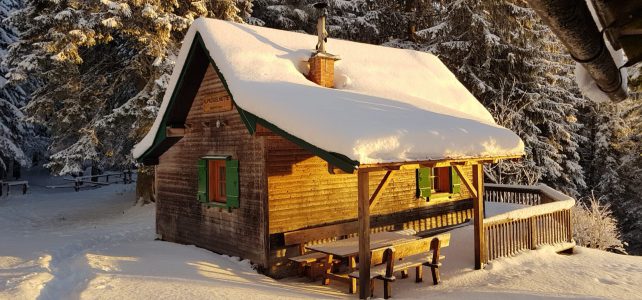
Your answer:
[483,183,575,263]
[352,161,491,299]
[350,163,575,298]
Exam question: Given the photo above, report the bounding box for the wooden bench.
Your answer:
[349,233,450,299]
[284,221,418,288]
[284,224,352,280]
[0,180,28,197]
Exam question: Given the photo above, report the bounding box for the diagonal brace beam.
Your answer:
[453,165,478,199]
[369,170,396,208]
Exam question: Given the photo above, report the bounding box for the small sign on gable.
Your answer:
[203,92,232,113]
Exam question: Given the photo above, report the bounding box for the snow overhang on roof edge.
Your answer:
[132,18,526,169]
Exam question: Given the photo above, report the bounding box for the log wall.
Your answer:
[265,136,474,276]
[155,65,268,266]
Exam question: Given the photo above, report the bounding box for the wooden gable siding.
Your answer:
[155,65,268,266]
[267,136,473,234]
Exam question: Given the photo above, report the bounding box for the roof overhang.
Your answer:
[355,155,524,173]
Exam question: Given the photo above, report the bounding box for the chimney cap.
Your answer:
[313,2,328,9]
[310,51,341,61]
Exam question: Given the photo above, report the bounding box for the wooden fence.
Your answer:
[483,184,574,263]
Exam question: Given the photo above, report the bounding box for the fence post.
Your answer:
[565,209,573,243]
[530,216,537,250]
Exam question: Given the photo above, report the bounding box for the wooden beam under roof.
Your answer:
[356,155,523,172]
[369,170,396,208]
[166,126,186,137]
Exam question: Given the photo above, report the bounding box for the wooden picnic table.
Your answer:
[48,170,134,191]
[306,231,419,293]
[0,180,28,197]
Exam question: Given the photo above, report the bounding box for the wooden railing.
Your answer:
[482,184,575,263]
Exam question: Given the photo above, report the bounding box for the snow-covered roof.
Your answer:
[133,18,524,167]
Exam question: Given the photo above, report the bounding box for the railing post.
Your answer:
[357,171,371,299]
[530,216,537,249]
[473,164,484,270]
[567,209,573,242]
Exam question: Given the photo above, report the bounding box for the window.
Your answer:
[197,157,239,208]
[208,160,227,203]
[416,167,461,199]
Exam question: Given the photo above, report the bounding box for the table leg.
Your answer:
[322,254,333,286]
[349,256,357,294]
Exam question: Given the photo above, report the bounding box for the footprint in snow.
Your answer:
[595,277,618,285]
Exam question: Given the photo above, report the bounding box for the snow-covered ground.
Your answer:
[1,175,641,300]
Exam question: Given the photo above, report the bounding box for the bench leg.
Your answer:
[22,184,27,195]
[371,279,375,298]
[416,265,423,283]
[431,266,440,285]
[349,278,357,294]
[309,263,319,282]
[322,254,333,286]
[383,279,392,299]
[297,262,307,278]
[401,270,409,279]
[349,256,357,294]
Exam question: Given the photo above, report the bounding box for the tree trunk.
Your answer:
[90,164,102,182]
[136,166,156,204]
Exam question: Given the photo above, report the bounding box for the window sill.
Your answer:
[430,192,452,200]
[203,201,234,209]
[418,192,461,203]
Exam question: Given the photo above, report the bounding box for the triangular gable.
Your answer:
[137,33,359,172]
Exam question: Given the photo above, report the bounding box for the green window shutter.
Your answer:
[416,167,432,198]
[226,159,240,208]
[197,159,208,203]
[450,167,461,194]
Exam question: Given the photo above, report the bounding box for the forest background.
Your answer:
[0,0,640,253]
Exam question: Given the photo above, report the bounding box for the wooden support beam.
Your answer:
[472,164,485,270]
[166,127,186,137]
[358,171,371,299]
[357,155,523,171]
[452,165,478,199]
[369,170,395,208]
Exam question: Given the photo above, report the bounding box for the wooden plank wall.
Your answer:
[267,137,473,233]
[266,137,474,276]
[156,65,268,266]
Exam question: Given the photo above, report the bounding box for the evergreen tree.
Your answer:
[252,0,409,44]
[6,0,244,175]
[415,0,586,197]
[0,0,42,177]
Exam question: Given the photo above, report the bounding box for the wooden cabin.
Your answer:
[133,18,525,285]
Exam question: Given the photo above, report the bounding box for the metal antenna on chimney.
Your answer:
[313,2,329,53]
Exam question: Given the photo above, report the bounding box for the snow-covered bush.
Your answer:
[572,194,626,253]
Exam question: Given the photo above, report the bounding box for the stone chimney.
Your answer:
[308,2,340,88]
[308,54,340,88]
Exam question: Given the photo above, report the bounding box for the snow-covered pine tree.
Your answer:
[6,0,243,175]
[418,0,586,197]
[252,0,410,44]
[618,70,642,253]
[584,66,642,254]
[0,0,42,178]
